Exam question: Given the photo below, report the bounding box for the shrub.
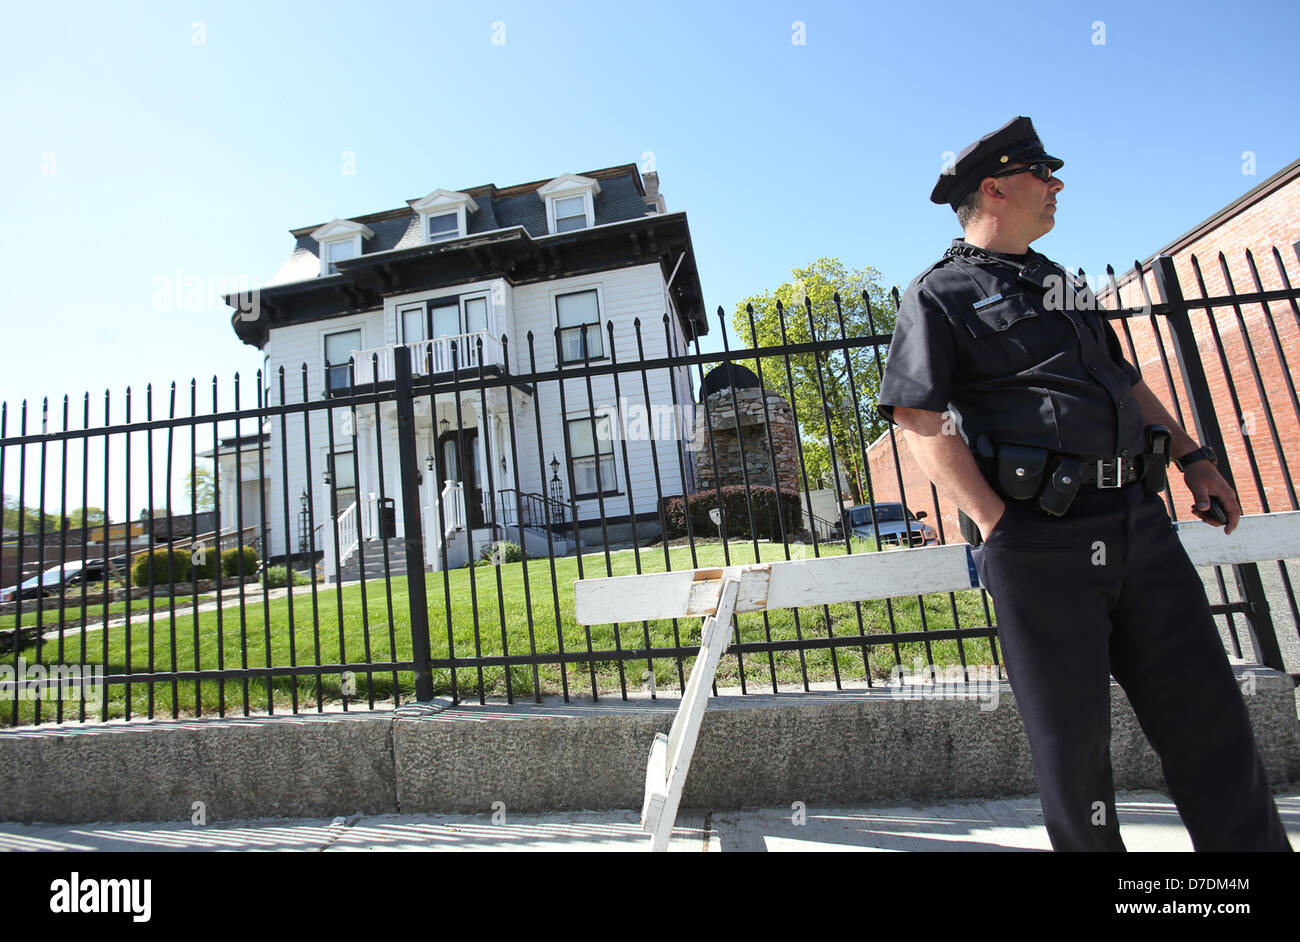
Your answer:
[191,545,219,580]
[663,485,803,542]
[262,565,309,588]
[131,548,192,587]
[222,546,260,578]
[480,540,522,565]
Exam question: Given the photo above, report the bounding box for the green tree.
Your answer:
[185,468,216,512]
[730,258,898,505]
[2,495,62,533]
[68,507,107,529]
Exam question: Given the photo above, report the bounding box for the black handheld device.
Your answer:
[1206,496,1229,526]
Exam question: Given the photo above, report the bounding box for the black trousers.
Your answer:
[971,482,1291,852]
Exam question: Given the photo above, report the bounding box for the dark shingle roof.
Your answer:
[269,165,654,287]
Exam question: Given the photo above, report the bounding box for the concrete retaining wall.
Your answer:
[0,666,1295,823]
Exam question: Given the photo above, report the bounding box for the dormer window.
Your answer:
[325,240,355,274]
[411,189,478,245]
[553,196,587,233]
[311,219,374,277]
[538,174,600,235]
[427,212,459,242]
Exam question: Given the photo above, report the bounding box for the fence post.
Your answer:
[1153,255,1285,671]
[394,351,436,700]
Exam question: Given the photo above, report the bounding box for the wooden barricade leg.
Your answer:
[642,569,742,852]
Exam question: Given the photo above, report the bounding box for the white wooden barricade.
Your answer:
[573,511,1300,851]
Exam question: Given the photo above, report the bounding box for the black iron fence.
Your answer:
[2,244,1299,727]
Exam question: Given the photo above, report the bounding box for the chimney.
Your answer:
[643,171,666,214]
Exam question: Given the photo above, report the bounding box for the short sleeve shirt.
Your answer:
[877,240,1145,458]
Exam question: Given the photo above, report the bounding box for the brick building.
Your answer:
[866,157,1300,543]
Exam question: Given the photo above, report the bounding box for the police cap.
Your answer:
[930,116,1064,209]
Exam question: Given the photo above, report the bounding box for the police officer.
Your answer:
[877,116,1291,852]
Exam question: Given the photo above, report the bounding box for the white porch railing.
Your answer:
[441,481,465,538]
[336,500,360,564]
[349,332,506,385]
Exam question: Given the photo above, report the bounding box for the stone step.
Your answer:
[339,538,415,581]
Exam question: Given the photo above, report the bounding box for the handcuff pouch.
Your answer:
[997,444,1049,501]
[1038,456,1084,517]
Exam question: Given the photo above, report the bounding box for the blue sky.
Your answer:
[1,0,1296,514]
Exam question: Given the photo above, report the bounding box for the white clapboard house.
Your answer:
[224,165,707,579]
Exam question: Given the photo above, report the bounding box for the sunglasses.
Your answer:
[989,162,1056,183]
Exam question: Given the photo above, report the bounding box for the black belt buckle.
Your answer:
[1096,457,1123,489]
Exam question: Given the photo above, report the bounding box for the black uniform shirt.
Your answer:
[878,240,1146,458]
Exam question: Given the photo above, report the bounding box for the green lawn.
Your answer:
[0,540,999,727]
[0,594,201,631]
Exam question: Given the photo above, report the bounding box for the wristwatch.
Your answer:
[1174,445,1218,472]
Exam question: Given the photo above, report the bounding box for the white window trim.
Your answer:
[320,321,367,395]
[538,174,601,235]
[391,285,503,345]
[424,206,467,243]
[565,410,621,499]
[398,303,425,344]
[458,292,493,338]
[411,190,478,245]
[549,281,608,367]
[321,237,361,276]
[545,190,595,235]
[311,219,374,277]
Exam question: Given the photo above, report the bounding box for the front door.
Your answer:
[437,429,483,529]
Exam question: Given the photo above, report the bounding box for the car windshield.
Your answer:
[18,563,83,589]
[850,505,910,526]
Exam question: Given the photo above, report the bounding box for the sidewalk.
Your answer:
[4,786,1299,851]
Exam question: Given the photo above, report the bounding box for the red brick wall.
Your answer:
[867,172,1300,542]
[865,427,968,544]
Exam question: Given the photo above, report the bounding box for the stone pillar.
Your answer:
[691,387,799,494]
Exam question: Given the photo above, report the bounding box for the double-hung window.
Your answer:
[324,240,356,275]
[567,415,617,498]
[553,195,588,233]
[400,304,425,344]
[556,289,603,364]
[324,329,361,393]
[427,212,459,242]
[312,220,372,277]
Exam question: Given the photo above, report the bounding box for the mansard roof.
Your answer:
[231,164,706,348]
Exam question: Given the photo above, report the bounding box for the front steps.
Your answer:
[337,538,416,583]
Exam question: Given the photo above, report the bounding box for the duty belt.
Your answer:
[984,449,1143,496]
[1076,456,1142,489]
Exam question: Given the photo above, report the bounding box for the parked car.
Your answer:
[0,559,109,603]
[843,502,938,548]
